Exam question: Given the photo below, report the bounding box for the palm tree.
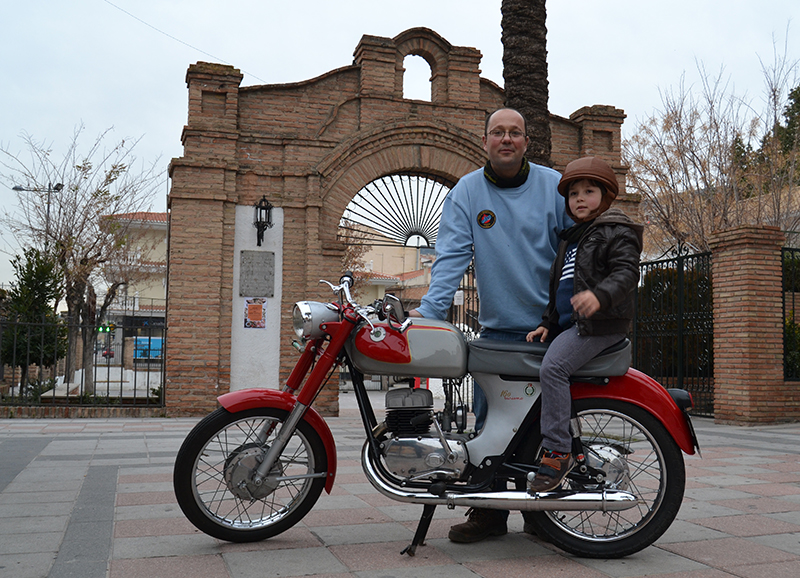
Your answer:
[501,0,551,167]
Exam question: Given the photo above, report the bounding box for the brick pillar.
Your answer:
[354,35,399,98]
[166,63,242,415]
[709,226,785,423]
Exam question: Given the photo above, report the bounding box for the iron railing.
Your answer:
[632,251,714,416]
[444,264,478,415]
[782,248,800,380]
[1,316,165,408]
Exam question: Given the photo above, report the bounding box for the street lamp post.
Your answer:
[11,182,63,248]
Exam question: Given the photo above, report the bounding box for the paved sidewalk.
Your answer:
[2,391,800,578]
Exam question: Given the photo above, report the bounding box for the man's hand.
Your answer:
[571,290,601,318]
[527,326,548,342]
[408,309,423,318]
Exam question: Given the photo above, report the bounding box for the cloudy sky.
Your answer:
[1,0,797,284]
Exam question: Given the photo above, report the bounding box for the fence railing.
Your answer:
[444,264,478,415]
[1,317,165,409]
[782,248,800,380]
[632,251,714,417]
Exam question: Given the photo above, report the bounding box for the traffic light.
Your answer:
[98,324,108,333]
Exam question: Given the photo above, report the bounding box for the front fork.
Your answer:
[251,320,355,486]
[251,401,312,486]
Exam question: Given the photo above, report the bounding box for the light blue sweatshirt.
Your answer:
[417,163,571,332]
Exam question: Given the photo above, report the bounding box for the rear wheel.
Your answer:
[528,399,685,558]
[173,407,328,542]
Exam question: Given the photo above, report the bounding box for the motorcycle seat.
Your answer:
[467,338,631,379]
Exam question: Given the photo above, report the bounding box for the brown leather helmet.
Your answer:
[557,157,619,221]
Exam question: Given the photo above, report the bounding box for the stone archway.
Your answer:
[166,28,631,416]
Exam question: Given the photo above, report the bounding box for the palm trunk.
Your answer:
[501,0,551,167]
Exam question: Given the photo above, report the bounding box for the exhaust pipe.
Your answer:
[362,443,638,512]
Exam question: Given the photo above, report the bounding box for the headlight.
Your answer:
[292,301,339,340]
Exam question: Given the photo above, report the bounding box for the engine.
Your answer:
[379,387,468,481]
[385,387,433,435]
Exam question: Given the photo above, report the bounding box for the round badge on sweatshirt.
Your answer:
[477,210,496,229]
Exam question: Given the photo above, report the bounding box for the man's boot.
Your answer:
[448,507,507,543]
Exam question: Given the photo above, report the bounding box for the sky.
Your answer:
[1,0,798,284]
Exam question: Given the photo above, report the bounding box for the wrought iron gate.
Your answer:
[632,251,714,416]
[444,264,478,412]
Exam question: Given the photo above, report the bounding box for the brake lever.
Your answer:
[388,317,412,333]
[319,278,356,305]
[383,302,412,333]
[355,306,376,333]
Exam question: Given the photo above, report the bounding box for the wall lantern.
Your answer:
[253,196,274,246]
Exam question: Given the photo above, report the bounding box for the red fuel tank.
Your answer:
[345,319,468,378]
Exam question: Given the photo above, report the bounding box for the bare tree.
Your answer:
[1,126,162,392]
[501,0,551,166]
[339,219,372,300]
[624,38,799,255]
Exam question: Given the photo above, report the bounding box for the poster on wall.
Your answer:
[244,297,267,329]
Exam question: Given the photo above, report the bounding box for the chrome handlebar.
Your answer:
[319,273,412,334]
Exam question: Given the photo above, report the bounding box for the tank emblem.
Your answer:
[477,210,496,229]
[525,383,536,396]
[370,327,387,342]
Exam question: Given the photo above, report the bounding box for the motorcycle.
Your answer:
[173,273,700,558]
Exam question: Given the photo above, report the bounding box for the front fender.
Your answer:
[218,388,338,493]
[572,368,697,455]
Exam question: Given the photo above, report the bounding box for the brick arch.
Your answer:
[393,28,452,103]
[315,120,485,247]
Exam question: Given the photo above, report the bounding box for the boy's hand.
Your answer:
[571,290,601,318]
[527,327,548,342]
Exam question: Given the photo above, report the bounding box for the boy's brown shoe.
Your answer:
[528,451,575,493]
[448,507,507,543]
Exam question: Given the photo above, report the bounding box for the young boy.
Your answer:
[526,156,643,492]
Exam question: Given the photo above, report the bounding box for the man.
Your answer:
[410,107,571,543]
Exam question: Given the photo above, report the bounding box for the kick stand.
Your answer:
[401,504,436,556]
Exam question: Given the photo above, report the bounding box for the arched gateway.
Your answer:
[167,28,630,416]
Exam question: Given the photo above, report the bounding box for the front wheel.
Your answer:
[173,407,328,542]
[528,399,686,558]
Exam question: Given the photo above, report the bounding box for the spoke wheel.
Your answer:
[529,399,685,558]
[173,407,327,542]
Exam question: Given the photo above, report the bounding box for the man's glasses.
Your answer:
[487,129,526,140]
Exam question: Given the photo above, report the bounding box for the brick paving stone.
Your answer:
[709,496,800,514]
[329,540,457,571]
[692,513,800,536]
[659,537,799,572]
[109,554,231,578]
[466,554,608,578]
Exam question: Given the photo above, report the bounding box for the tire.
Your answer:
[173,407,328,542]
[528,399,685,558]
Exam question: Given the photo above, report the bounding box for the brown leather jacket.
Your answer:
[540,208,643,337]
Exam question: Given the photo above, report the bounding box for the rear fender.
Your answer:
[571,368,697,455]
[218,388,338,493]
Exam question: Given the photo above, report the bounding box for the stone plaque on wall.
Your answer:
[239,251,275,297]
